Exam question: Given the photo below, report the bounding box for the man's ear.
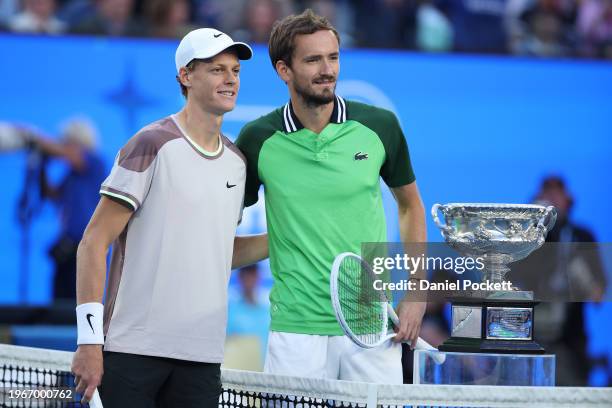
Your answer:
[275,60,291,83]
[178,67,191,89]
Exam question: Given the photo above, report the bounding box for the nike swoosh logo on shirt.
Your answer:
[226,182,236,188]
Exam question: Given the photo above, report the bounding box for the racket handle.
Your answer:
[387,304,401,327]
[415,337,446,365]
[90,389,104,408]
[415,337,434,351]
[388,304,446,364]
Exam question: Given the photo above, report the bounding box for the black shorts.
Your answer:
[99,351,221,408]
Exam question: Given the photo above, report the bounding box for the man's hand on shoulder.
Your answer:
[72,344,103,403]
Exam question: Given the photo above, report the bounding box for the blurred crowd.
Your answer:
[0,0,611,59]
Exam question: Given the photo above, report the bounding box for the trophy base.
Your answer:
[447,296,542,353]
[438,337,546,354]
[414,350,555,386]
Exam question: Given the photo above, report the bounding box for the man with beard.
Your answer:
[236,9,426,383]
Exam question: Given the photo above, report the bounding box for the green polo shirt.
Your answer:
[236,96,415,335]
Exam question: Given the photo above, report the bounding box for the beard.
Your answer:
[294,75,336,107]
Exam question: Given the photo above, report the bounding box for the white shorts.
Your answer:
[264,331,403,383]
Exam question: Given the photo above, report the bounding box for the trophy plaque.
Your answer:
[432,203,556,354]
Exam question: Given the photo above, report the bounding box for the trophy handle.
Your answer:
[431,203,451,233]
[535,206,557,246]
[538,206,557,232]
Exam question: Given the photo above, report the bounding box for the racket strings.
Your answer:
[337,256,388,346]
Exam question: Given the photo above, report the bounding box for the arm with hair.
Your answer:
[76,197,133,304]
[391,182,428,347]
[71,197,133,403]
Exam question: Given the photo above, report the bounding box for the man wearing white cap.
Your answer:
[70,28,266,407]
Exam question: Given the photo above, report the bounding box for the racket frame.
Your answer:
[330,252,395,349]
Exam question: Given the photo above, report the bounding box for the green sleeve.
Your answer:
[348,101,416,187]
[235,110,282,206]
[379,111,416,188]
[236,123,263,207]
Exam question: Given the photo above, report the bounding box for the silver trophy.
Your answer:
[431,203,556,353]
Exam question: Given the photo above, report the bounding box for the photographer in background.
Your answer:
[0,119,107,302]
[532,175,608,385]
[39,119,107,302]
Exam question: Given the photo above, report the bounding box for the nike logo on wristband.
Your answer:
[86,313,95,334]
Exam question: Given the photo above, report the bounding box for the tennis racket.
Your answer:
[330,252,445,364]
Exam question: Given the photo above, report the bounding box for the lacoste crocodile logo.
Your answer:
[354,152,368,161]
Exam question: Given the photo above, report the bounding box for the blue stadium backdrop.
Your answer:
[0,35,611,382]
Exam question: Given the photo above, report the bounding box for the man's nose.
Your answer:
[225,71,238,84]
[320,59,334,76]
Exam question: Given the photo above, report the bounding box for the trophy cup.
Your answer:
[432,203,556,354]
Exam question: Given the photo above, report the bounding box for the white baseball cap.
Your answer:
[175,28,253,73]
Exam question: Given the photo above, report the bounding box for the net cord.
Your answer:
[2,344,611,407]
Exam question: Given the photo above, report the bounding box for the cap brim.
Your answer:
[225,42,253,60]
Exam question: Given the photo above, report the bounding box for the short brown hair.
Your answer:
[268,8,340,69]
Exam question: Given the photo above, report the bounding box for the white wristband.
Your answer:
[76,302,105,345]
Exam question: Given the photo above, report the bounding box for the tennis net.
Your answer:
[1,344,611,407]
